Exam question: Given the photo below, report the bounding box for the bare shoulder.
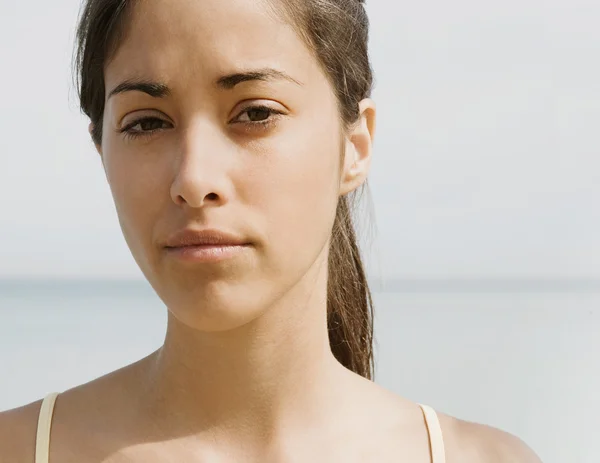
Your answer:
[0,398,44,462]
[437,411,543,463]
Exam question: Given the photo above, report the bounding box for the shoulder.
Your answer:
[0,399,43,462]
[437,411,543,463]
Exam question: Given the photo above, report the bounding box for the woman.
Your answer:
[0,0,542,461]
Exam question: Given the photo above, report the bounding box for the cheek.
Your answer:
[102,140,169,251]
[243,115,342,259]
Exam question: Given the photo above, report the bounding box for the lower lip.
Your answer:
[165,244,250,263]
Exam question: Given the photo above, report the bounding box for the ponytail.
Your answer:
[327,193,374,379]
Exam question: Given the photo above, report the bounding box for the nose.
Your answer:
[169,121,231,209]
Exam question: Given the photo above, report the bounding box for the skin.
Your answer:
[0,0,542,461]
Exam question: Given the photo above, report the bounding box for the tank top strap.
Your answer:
[418,403,446,463]
[34,394,442,463]
[35,392,60,463]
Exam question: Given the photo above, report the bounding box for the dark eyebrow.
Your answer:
[107,68,302,100]
[216,68,303,89]
[107,79,171,100]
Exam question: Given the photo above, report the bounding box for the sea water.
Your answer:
[0,279,598,463]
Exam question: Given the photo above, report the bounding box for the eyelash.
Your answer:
[118,105,285,140]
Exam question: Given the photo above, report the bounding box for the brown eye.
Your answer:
[127,118,169,133]
[245,107,271,122]
[233,105,284,125]
[120,117,172,139]
[135,118,167,131]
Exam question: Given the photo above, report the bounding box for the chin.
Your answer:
[158,277,273,332]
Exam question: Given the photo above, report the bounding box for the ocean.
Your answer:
[0,279,599,463]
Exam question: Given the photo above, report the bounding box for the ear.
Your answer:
[88,122,103,158]
[338,98,376,196]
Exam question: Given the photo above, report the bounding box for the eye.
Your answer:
[231,104,285,128]
[119,116,172,139]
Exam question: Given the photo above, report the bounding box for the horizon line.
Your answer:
[1,276,600,293]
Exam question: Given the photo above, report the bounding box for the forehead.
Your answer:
[105,0,323,95]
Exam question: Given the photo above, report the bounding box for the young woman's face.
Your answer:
[99,0,371,331]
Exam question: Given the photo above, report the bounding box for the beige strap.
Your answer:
[418,403,446,463]
[35,392,60,463]
[33,394,442,463]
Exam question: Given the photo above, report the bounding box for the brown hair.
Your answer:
[74,0,376,379]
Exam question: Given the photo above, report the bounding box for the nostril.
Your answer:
[205,192,219,201]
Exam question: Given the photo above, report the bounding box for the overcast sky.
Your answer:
[1,0,598,280]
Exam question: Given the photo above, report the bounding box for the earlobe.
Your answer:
[338,98,376,196]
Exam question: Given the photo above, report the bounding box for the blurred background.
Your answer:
[1,1,599,462]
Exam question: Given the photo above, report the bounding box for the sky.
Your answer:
[0,0,598,280]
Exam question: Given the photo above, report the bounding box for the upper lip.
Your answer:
[164,228,250,248]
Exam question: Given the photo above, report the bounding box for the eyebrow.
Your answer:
[107,68,302,99]
[215,68,303,89]
[108,80,171,100]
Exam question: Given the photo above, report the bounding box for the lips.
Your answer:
[163,228,250,248]
[162,228,251,264]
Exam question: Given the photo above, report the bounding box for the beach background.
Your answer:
[1,0,599,462]
[1,280,599,463]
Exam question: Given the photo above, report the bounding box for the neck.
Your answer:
[138,263,350,443]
